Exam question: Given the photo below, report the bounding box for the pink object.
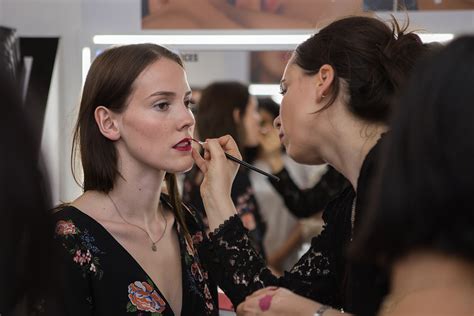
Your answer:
[259,294,273,311]
[218,292,234,311]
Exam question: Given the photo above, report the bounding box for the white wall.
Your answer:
[0,0,473,204]
[1,0,83,203]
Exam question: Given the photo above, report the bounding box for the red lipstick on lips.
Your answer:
[173,138,192,152]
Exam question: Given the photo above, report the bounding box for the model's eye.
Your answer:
[153,102,170,111]
[184,99,196,110]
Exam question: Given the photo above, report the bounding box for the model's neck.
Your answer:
[108,169,167,223]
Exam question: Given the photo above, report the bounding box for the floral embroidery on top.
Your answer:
[127,280,166,315]
[56,219,78,236]
[178,221,215,315]
[55,219,104,279]
[192,231,204,245]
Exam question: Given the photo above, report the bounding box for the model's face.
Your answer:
[275,58,326,164]
[116,58,195,174]
[242,96,261,147]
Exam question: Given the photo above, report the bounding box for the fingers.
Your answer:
[203,138,227,160]
[236,302,246,316]
[247,286,279,300]
[191,147,207,173]
[200,135,242,161]
[218,135,242,160]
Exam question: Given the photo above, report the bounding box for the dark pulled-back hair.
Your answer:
[72,44,189,237]
[351,36,474,266]
[293,16,427,123]
[196,81,250,152]
[258,97,280,119]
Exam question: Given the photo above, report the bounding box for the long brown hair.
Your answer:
[196,81,250,154]
[71,43,190,237]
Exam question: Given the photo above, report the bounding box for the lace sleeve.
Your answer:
[197,208,340,307]
[269,167,349,218]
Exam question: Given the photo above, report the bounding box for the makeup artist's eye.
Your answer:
[153,101,170,111]
[279,83,287,95]
[184,99,195,110]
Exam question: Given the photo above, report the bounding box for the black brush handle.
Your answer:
[225,153,280,182]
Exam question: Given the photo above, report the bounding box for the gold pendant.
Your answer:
[152,243,157,251]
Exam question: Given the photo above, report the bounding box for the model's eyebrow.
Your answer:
[147,90,192,99]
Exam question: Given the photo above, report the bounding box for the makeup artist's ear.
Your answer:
[94,106,121,141]
[233,108,241,124]
[315,64,335,103]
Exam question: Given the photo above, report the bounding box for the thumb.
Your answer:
[191,147,207,174]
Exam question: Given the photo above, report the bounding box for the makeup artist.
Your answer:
[192,16,430,316]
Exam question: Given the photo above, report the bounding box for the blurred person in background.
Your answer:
[182,81,267,257]
[251,98,328,274]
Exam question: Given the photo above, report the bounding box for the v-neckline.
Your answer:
[66,200,186,316]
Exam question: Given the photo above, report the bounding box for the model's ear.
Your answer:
[315,64,335,103]
[94,106,120,141]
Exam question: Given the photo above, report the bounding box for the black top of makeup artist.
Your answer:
[197,136,388,316]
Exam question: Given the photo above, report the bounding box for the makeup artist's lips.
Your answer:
[173,138,192,152]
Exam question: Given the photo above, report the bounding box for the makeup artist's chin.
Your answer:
[287,147,326,165]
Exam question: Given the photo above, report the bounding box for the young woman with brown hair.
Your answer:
[54,44,218,316]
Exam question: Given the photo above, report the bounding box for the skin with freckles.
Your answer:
[112,58,196,175]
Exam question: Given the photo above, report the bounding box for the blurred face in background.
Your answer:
[241,96,261,147]
[259,107,275,134]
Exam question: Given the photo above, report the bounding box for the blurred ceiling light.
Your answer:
[249,84,280,96]
[93,34,311,46]
[93,33,454,46]
[82,47,91,87]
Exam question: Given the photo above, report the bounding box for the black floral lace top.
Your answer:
[53,194,218,316]
[198,139,389,316]
[183,169,267,257]
[268,166,350,218]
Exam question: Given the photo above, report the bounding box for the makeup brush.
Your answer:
[191,138,280,182]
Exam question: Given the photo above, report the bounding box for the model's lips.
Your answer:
[173,138,192,151]
[278,133,285,142]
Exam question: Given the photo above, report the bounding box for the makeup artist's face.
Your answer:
[115,58,196,174]
[275,57,327,165]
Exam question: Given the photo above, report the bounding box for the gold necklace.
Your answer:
[107,193,167,252]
